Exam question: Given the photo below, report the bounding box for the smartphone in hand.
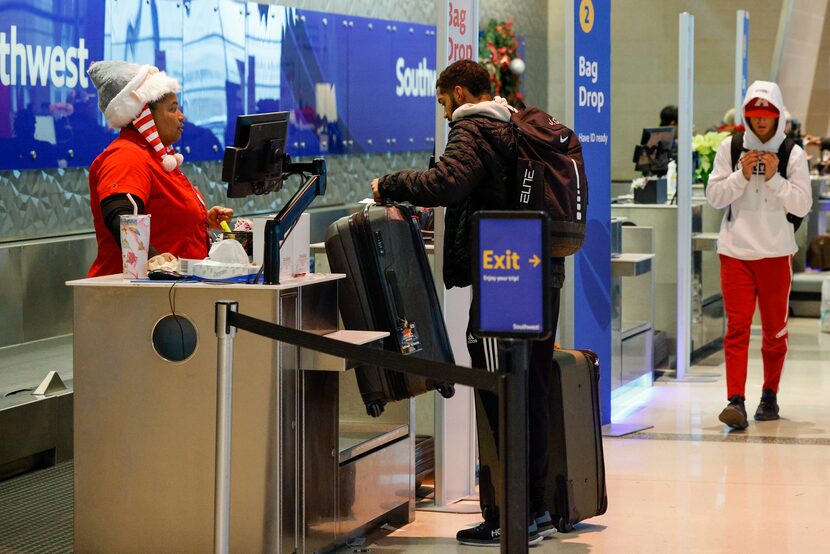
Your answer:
[752,151,766,175]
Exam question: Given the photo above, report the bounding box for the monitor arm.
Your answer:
[262,158,327,284]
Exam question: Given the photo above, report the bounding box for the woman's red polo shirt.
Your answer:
[87,127,209,277]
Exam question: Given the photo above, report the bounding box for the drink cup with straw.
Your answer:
[119,193,151,279]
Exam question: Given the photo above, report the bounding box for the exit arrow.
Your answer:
[529,254,541,268]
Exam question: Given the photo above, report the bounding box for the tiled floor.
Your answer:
[341,318,830,552]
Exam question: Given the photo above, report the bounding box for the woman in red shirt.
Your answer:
[86,60,232,277]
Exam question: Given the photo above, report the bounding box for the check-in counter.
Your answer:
[611,220,655,398]
[68,274,413,553]
[792,177,830,316]
[611,201,725,365]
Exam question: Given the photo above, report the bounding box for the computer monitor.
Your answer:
[632,126,676,176]
[222,111,290,198]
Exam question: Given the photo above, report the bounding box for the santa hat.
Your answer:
[87,60,184,171]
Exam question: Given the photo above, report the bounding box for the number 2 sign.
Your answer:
[579,0,595,33]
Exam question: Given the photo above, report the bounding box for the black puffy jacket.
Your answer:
[379,115,516,288]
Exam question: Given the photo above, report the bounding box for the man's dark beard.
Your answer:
[448,97,462,119]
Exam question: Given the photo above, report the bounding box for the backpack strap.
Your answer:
[730,133,744,171]
[777,138,794,179]
[727,133,744,222]
[777,138,803,230]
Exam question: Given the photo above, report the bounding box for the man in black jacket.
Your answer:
[371,59,561,547]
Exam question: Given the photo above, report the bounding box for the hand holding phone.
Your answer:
[753,152,766,176]
[740,151,759,179]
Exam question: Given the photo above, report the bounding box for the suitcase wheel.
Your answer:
[436,383,455,399]
[557,516,574,533]
[365,401,385,418]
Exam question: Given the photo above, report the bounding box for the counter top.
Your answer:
[692,232,719,252]
[66,272,346,290]
[611,253,655,277]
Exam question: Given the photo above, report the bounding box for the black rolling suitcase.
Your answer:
[547,348,608,532]
[325,204,455,417]
[474,347,607,532]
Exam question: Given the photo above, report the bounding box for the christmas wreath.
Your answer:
[479,19,525,108]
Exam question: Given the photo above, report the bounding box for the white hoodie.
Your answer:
[452,95,516,122]
[706,81,812,260]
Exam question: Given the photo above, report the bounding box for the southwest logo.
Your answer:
[0,25,90,87]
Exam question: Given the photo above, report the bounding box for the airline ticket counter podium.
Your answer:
[68,275,412,553]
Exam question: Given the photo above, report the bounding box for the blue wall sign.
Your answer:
[474,212,550,339]
[0,0,107,170]
[573,0,611,423]
[0,0,443,170]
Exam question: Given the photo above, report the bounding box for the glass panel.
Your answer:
[108,0,184,159]
[246,2,286,117]
[109,0,183,80]
[279,10,349,158]
[181,0,245,160]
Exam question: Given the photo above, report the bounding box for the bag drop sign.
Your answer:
[578,56,604,113]
[446,0,476,63]
[473,211,551,339]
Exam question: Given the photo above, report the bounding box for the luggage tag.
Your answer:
[396,319,423,355]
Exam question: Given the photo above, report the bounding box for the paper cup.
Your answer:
[120,214,151,279]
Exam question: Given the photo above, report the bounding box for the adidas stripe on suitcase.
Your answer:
[324,204,455,417]
[547,348,608,532]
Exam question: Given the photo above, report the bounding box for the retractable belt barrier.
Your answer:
[228,310,500,393]
[212,300,529,554]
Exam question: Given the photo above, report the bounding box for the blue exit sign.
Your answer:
[473,211,551,339]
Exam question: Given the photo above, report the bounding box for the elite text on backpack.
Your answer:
[728,132,803,231]
[511,107,588,257]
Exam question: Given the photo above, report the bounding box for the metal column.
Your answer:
[676,13,695,379]
[734,10,749,126]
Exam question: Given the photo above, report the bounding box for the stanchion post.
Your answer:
[214,301,238,554]
[499,338,530,554]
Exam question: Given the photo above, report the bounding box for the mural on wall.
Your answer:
[0,0,107,170]
[0,0,440,171]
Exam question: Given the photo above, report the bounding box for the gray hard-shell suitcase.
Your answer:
[475,348,607,531]
[324,204,455,417]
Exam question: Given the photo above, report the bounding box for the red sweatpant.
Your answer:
[720,254,792,399]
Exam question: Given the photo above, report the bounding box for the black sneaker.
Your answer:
[754,389,780,421]
[456,520,544,547]
[534,511,557,538]
[719,395,748,430]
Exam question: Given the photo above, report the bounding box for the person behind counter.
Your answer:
[660,104,678,128]
[86,60,232,277]
[705,80,811,430]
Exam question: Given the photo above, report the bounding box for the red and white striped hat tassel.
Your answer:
[132,105,183,172]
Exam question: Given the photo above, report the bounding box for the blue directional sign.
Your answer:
[473,211,551,339]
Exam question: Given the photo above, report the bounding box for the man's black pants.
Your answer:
[467,288,561,523]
